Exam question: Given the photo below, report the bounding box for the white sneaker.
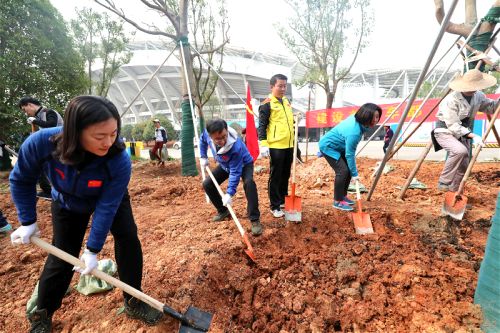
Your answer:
[271,209,284,218]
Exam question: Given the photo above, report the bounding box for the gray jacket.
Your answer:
[435,91,497,138]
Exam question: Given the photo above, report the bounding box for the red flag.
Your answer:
[245,84,259,161]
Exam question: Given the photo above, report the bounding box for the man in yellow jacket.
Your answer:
[258,74,294,218]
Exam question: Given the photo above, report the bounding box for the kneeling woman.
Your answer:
[10,96,162,332]
[319,103,382,211]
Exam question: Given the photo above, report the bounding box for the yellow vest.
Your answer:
[261,94,294,149]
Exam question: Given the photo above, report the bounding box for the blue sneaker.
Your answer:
[343,196,355,205]
[333,201,354,211]
[0,223,12,233]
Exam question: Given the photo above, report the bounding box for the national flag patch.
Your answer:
[87,180,103,188]
[55,168,65,180]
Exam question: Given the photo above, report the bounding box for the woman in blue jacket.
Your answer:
[319,103,382,211]
[9,96,162,332]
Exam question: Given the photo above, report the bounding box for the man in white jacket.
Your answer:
[432,69,498,192]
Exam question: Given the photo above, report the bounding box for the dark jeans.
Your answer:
[39,173,52,194]
[203,164,260,222]
[0,209,7,228]
[37,192,143,315]
[324,153,351,201]
[268,147,293,210]
[383,142,390,154]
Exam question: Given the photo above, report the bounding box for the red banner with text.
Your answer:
[305,94,500,129]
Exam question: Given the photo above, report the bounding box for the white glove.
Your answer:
[11,223,40,245]
[73,249,98,275]
[259,146,269,158]
[472,135,485,147]
[200,158,209,167]
[27,117,36,124]
[222,193,232,207]
[351,176,360,183]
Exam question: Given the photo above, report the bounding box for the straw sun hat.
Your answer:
[449,69,497,92]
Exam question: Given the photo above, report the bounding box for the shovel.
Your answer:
[351,180,374,234]
[30,236,213,333]
[284,114,302,222]
[442,102,500,220]
[205,166,256,262]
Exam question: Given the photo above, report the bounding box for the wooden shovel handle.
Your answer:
[456,102,500,195]
[30,236,165,312]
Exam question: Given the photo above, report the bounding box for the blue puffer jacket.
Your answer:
[318,115,367,177]
[199,127,253,196]
[9,127,131,252]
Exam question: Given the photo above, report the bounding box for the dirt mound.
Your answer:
[0,157,498,332]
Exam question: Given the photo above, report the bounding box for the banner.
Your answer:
[305,94,500,129]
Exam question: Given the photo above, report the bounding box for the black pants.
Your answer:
[324,154,351,201]
[39,173,52,194]
[203,164,260,222]
[37,192,143,315]
[268,148,293,210]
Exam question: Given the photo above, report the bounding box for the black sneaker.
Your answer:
[36,191,52,200]
[251,221,263,236]
[28,309,52,333]
[212,210,230,222]
[124,297,163,325]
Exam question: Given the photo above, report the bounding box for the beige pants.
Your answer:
[434,132,470,192]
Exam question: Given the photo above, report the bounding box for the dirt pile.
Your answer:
[0,157,498,332]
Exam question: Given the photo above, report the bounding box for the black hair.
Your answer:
[206,118,228,134]
[270,74,288,86]
[354,103,382,127]
[52,95,124,165]
[18,96,41,109]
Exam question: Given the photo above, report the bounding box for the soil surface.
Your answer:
[0,157,498,332]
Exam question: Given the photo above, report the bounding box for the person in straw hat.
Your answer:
[432,69,498,192]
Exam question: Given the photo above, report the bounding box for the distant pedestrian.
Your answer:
[151,119,168,166]
[383,125,394,154]
[319,103,382,211]
[18,96,63,200]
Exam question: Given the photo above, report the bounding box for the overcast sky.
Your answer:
[50,0,494,72]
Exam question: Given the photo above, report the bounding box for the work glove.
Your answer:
[200,158,209,167]
[222,193,232,207]
[73,249,98,275]
[351,176,360,183]
[27,117,36,124]
[11,223,40,245]
[472,135,485,147]
[259,146,269,158]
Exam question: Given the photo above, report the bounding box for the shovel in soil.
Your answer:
[351,180,374,234]
[284,114,302,223]
[29,236,213,333]
[205,166,256,262]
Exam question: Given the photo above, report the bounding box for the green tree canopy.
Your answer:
[71,7,132,97]
[0,0,86,146]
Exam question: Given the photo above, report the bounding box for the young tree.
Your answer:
[0,0,86,146]
[434,0,500,69]
[277,0,372,109]
[71,7,132,96]
[94,0,229,176]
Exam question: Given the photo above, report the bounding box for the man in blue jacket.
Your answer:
[200,119,262,236]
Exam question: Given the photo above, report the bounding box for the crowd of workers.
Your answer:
[0,68,497,332]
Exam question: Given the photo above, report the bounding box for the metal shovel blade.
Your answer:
[284,183,302,223]
[352,212,374,235]
[178,306,214,333]
[442,191,468,220]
